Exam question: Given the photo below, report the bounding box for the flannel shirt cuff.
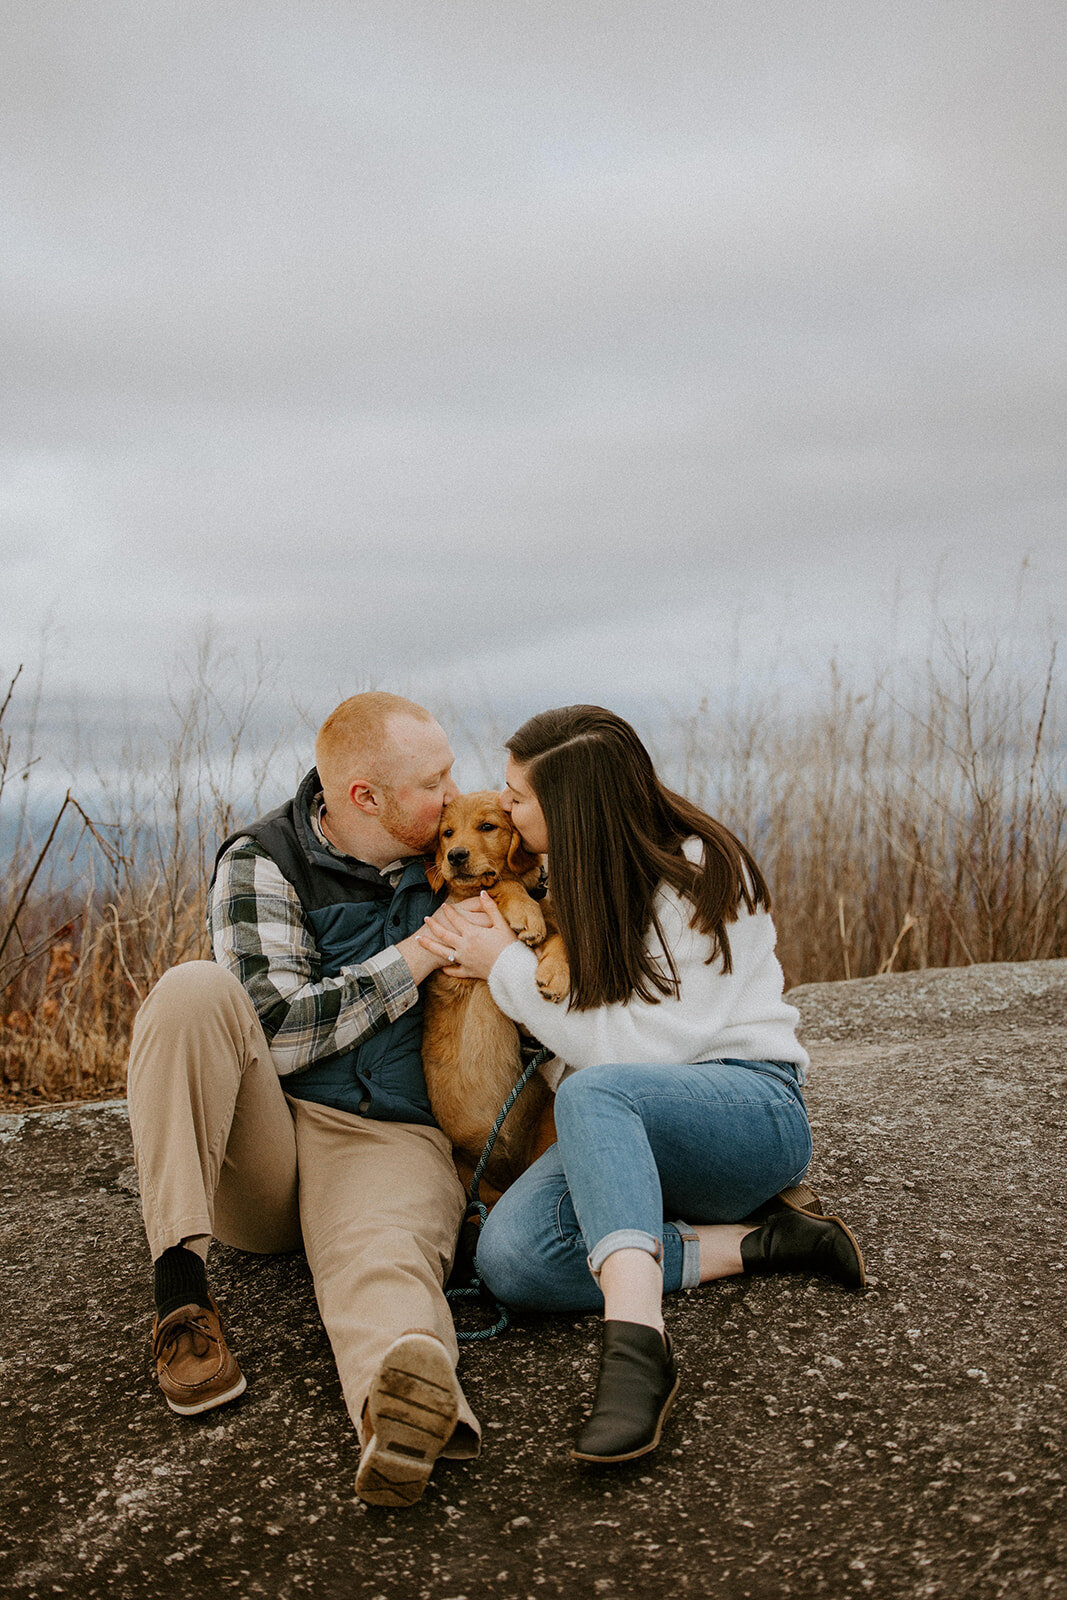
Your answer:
[356,946,420,1021]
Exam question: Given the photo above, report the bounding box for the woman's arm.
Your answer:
[485,939,743,1070]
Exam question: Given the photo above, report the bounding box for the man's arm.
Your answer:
[208,839,436,1077]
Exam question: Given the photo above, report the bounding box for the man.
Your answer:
[127,692,478,1508]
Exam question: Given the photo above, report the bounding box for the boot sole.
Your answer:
[570,1371,682,1465]
[356,1333,460,1507]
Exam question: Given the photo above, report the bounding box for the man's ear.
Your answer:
[349,778,379,816]
[506,826,539,878]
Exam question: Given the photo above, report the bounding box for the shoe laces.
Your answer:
[154,1307,221,1366]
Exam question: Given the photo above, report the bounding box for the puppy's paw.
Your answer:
[535,949,570,1003]
[509,904,547,947]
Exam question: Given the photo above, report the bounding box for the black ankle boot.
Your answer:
[740,1207,865,1288]
[572,1321,680,1464]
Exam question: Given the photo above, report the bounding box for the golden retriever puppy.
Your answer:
[421,791,566,1195]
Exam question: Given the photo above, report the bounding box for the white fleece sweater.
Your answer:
[487,843,808,1090]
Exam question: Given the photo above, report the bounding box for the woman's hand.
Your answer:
[417,892,519,980]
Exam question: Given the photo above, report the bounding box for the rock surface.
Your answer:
[1,959,1065,1600]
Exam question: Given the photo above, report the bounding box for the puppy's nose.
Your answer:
[447,847,470,867]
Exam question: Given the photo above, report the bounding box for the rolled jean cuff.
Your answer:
[672,1219,701,1290]
[587,1229,663,1280]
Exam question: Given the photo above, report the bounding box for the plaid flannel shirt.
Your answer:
[207,836,420,1078]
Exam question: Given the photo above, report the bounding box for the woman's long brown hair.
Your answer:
[507,705,770,1010]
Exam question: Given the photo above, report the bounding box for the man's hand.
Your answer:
[395,929,451,985]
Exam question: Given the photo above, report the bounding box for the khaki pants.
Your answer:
[127,960,479,1454]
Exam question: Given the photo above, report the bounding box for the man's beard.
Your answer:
[378,790,437,855]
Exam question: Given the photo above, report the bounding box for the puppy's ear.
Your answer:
[426,860,445,893]
[506,826,539,878]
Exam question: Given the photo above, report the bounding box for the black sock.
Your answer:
[153,1245,211,1321]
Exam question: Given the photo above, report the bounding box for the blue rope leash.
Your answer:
[448,1045,551,1343]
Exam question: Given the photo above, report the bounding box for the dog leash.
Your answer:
[447,1044,552,1343]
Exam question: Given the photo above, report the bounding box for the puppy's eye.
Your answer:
[441,828,454,839]
[476,822,498,832]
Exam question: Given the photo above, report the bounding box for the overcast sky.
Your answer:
[2,1,1064,773]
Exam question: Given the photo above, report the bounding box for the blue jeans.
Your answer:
[476,1058,812,1313]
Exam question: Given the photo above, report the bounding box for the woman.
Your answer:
[418,705,863,1465]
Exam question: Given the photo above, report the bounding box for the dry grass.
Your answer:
[2,634,1063,1106]
[0,647,293,1105]
[663,635,1064,984]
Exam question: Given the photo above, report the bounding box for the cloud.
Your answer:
[0,0,1063,730]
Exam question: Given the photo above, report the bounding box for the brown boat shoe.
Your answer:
[152,1299,247,1417]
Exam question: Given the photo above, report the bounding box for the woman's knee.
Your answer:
[554,1063,615,1112]
[553,1063,635,1137]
